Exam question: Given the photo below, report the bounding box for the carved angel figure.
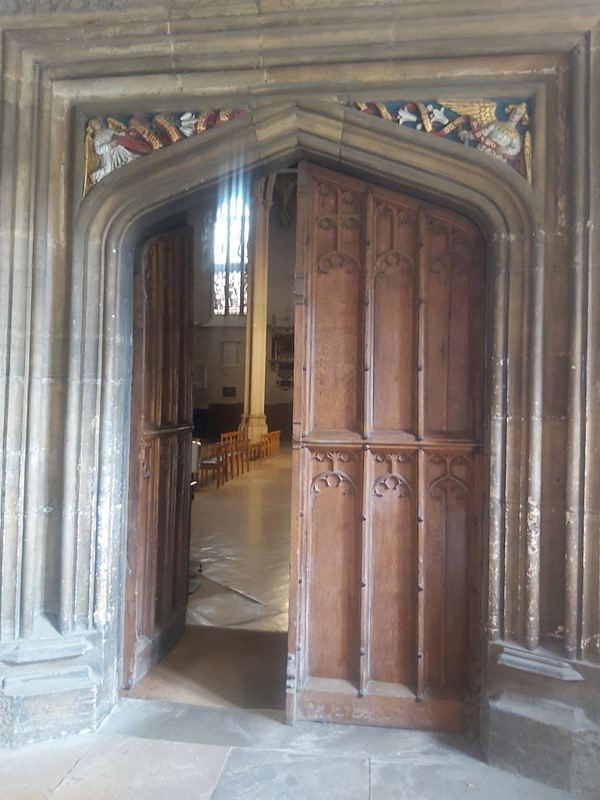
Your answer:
[441,99,532,179]
[456,102,525,159]
[179,112,198,138]
[349,98,532,183]
[84,117,153,195]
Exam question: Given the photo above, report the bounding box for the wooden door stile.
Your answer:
[123,226,194,690]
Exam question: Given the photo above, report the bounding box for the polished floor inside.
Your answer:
[127,445,292,709]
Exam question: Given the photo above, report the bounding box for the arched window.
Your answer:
[212,191,250,316]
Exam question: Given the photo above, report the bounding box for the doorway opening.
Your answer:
[122,170,297,713]
[122,159,485,733]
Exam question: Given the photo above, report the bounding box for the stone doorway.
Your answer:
[81,102,534,744]
[116,146,496,735]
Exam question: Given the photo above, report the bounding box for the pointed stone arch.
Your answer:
[66,97,540,738]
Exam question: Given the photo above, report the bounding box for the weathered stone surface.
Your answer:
[0,682,105,748]
[370,755,571,800]
[0,734,92,799]
[0,0,148,12]
[52,735,230,799]
[572,727,600,797]
[211,748,370,800]
[486,692,600,796]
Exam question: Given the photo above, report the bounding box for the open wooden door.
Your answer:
[287,163,484,732]
[123,226,194,690]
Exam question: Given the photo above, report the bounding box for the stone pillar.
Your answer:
[241,174,276,443]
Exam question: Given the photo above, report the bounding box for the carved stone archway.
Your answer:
[72,98,539,743]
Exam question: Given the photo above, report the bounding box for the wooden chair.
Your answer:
[221,431,240,476]
[220,429,253,474]
[270,430,281,456]
[248,439,262,462]
[237,438,251,474]
[199,443,227,488]
[225,440,241,480]
[221,430,241,445]
[190,439,202,497]
[259,432,270,460]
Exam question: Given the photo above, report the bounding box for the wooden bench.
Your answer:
[258,429,281,460]
[209,429,281,475]
[221,430,251,476]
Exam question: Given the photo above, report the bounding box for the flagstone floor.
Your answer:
[0,698,575,799]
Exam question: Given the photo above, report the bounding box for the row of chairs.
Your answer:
[195,429,281,490]
[259,429,281,459]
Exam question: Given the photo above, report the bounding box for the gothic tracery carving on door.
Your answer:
[289,163,485,732]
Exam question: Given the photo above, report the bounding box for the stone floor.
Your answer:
[186,445,291,634]
[0,699,576,799]
[0,450,579,797]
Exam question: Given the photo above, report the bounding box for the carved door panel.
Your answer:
[123,227,194,689]
[288,163,484,732]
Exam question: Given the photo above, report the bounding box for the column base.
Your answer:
[240,413,268,444]
[0,663,110,747]
[0,630,114,747]
[483,642,600,796]
[483,691,600,797]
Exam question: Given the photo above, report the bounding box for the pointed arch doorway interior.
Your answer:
[122,158,485,734]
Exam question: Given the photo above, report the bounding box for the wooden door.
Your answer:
[288,163,485,732]
[123,226,194,690]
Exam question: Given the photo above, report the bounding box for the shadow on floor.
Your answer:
[127,625,288,711]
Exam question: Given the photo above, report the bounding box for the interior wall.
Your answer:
[187,185,296,439]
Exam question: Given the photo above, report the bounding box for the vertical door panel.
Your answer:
[309,175,364,434]
[161,239,178,425]
[137,437,159,639]
[306,448,361,682]
[423,452,473,691]
[312,268,362,432]
[367,449,417,689]
[291,163,484,732]
[123,226,194,690]
[177,231,192,426]
[173,430,192,610]
[370,196,418,434]
[424,214,483,438]
[155,436,174,626]
[142,245,162,425]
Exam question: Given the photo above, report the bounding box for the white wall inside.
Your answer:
[187,177,297,415]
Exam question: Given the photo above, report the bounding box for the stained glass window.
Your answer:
[213,193,249,316]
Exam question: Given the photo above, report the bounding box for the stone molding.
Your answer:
[493,642,584,682]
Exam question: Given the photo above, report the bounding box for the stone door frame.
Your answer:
[77,99,537,728]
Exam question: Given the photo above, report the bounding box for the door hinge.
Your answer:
[286,652,297,693]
